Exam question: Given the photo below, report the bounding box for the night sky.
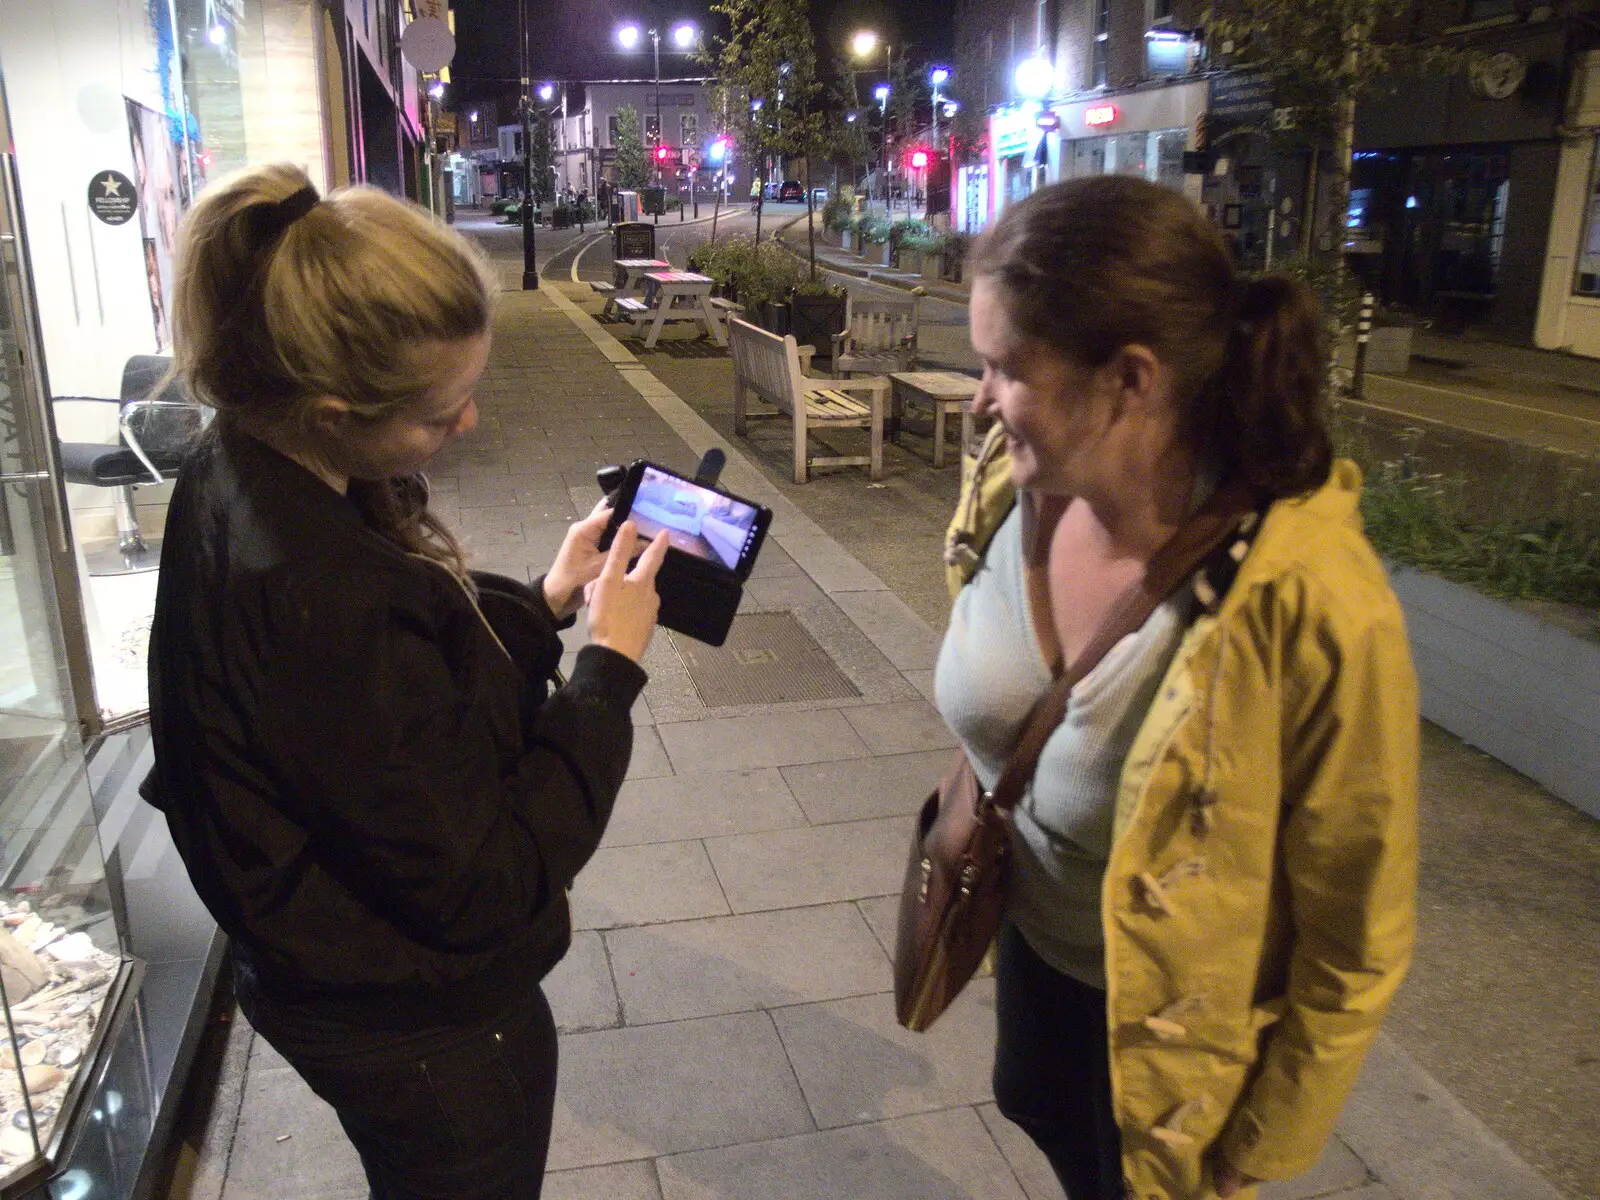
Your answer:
[450,0,959,102]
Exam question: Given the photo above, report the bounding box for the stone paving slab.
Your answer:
[842,699,963,755]
[548,1011,815,1171]
[780,749,950,824]
[771,984,999,1129]
[655,1106,1028,1200]
[605,902,892,1025]
[600,768,808,847]
[569,840,730,930]
[656,709,872,773]
[544,930,621,1033]
[543,1159,664,1200]
[220,1055,363,1200]
[704,816,909,912]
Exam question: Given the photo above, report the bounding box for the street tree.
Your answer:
[528,111,556,204]
[1202,0,1456,280]
[612,104,651,190]
[706,0,826,267]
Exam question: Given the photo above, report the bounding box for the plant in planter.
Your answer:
[822,190,855,248]
[943,231,973,283]
[857,214,893,264]
[890,219,933,271]
[901,227,950,281]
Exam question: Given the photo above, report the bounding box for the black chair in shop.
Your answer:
[54,355,204,576]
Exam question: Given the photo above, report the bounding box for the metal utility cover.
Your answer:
[671,613,862,707]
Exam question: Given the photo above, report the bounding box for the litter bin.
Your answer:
[613,221,657,262]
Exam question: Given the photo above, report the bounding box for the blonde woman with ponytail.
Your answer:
[934,177,1419,1200]
[142,163,668,1200]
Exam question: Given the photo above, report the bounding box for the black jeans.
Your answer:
[239,971,559,1200]
[993,922,1124,1200]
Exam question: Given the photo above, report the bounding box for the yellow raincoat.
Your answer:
[946,433,1420,1200]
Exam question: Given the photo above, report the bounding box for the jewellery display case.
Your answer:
[0,736,137,1196]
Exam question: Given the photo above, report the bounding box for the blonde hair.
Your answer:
[170,162,497,575]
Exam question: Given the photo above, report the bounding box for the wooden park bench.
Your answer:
[831,295,920,378]
[729,318,889,483]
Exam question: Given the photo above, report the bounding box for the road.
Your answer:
[454,204,1600,459]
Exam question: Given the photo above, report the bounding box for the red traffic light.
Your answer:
[909,149,930,170]
[655,145,672,162]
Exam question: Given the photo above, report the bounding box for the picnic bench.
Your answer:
[616,271,729,348]
[604,257,671,315]
[729,318,889,483]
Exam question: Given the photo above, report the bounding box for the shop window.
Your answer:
[645,114,661,144]
[1093,0,1110,87]
[681,113,698,148]
[608,114,620,146]
[1576,141,1600,296]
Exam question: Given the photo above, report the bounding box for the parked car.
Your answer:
[811,187,830,206]
[778,180,804,202]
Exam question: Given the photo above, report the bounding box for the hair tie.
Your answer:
[247,184,321,249]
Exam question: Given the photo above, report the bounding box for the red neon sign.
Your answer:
[1084,104,1118,127]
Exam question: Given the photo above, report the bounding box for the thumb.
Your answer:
[604,520,639,578]
[628,530,671,583]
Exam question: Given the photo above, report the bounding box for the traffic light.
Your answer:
[656,144,671,165]
[909,148,930,171]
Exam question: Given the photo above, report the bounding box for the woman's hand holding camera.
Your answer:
[543,501,616,621]
[586,521,669,663]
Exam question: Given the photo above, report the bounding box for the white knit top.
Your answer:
[934,505,1188,987]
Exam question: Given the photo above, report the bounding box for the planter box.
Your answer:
[869,241,893,266]
[1389,565,1600,819]
[899,249,923,273]
[789,292,847,362]
[840,230,855,252]
[756,301,792,337]
[921,255,944,282]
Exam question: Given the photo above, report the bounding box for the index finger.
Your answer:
[604,520,639,577]
[627,530,671,583]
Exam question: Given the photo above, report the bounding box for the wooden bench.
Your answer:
[708,296,743,315]
[614,297,652,327]
[729,318,889,483]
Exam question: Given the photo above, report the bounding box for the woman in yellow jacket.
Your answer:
[934,177,1419,1200]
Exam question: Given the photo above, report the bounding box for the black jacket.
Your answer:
[142,421,646,1029]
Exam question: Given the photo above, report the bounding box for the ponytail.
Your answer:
[1214,274,1332,497]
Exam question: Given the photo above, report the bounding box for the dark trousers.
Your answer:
[239,973,558,1200]
[993,922,1124,1200]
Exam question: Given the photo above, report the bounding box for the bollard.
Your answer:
[1352,292,1373,400]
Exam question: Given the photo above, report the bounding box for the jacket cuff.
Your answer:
[566,643,648,707]
[529,573,577,631]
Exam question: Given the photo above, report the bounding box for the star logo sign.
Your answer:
[100,176,124,197]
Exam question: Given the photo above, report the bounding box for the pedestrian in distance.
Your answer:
[141,161,670,1200]
[936,175,1419,1200]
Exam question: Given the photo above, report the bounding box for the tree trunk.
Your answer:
[805,155,817,278]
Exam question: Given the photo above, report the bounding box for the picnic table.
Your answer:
[614,271,728,349]
[888,371,985,467]
[600,257,672,315]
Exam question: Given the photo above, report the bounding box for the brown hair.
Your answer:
[169,163,498,576]
[970,176,1331,497]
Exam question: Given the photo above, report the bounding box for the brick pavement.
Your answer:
[164,282,1574,1200]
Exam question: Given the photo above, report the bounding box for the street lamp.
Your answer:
[853,31,894,206]
[930,67,949,158]
[1014,55,1053,100]
[518,0,538,288]
[538,82,554,102]
[617,19,698,186]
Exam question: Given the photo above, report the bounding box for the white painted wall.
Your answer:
[1536,50,1600,357]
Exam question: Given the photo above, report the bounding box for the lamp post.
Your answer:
[852,30,894,206]
[518,0,538,289]
[930,67,949,170]
[874,83,891,210]
[617,21,697,187]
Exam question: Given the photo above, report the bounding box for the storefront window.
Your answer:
[1062,128,1186,190]
[1575,138,1600,296]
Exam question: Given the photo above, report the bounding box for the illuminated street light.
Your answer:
[1014,55,1053,100]
[852,30,879,58]
[874,84,890,106]
[616,24,641,49]
[930,67,950,87]
[709,137,729,163]
[537,83,554,102]
[943,101,959,117]
[672,22,697,48]
[618,19,699,194]
[428,82,445,100]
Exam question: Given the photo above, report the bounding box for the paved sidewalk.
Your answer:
[162,281,1579,1200]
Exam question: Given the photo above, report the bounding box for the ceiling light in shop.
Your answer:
[207,24,226,45]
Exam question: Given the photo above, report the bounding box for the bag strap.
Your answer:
[986,480,1260,814]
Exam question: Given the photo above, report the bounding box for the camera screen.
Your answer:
[628,465,761,571]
